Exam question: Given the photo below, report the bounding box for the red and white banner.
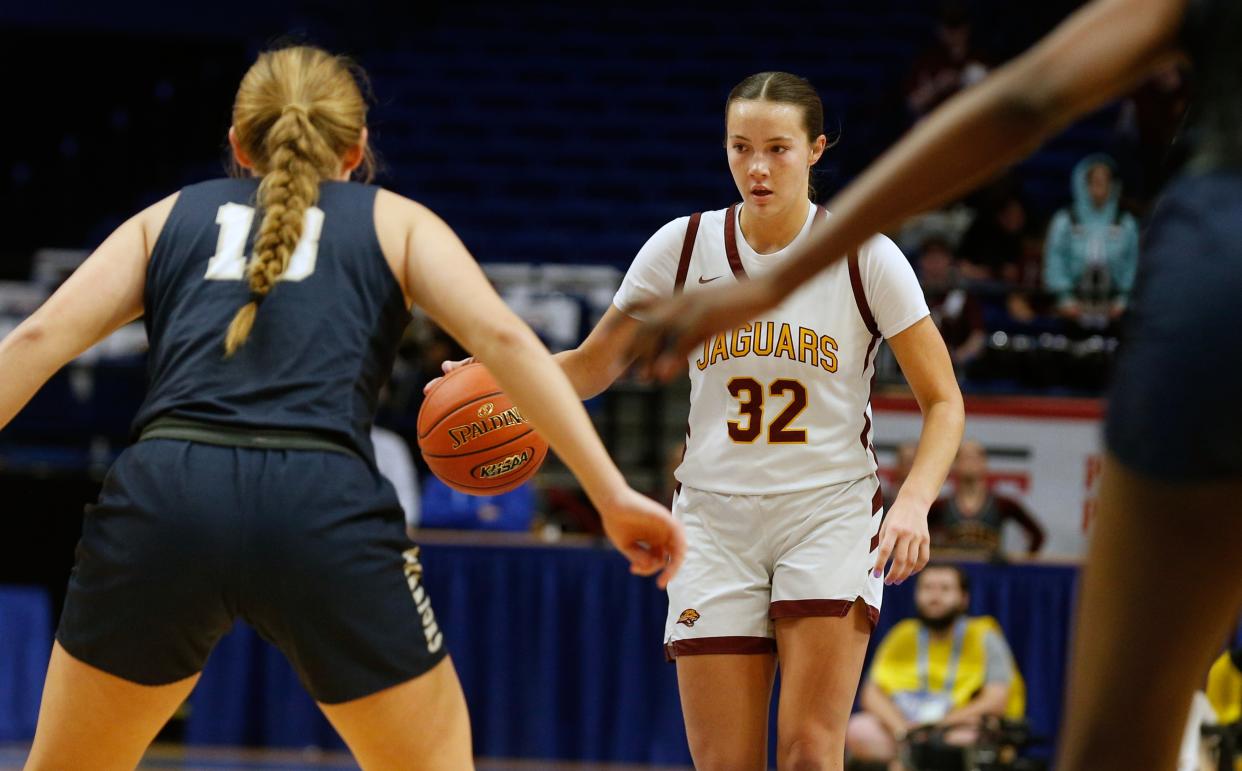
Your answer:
[872,395,1102,559]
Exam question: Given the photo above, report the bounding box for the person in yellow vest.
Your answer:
[1207,647,1242,727]
[846,563,1025,767]
[1193,646,1242,771]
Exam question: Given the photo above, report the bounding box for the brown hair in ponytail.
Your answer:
[224,45,374,356]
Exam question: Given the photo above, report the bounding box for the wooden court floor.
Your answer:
[0,743,692,770]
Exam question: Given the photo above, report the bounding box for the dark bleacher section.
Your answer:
[365,3,929,264]
[355,1,1108,266]
[0,1,1114,273]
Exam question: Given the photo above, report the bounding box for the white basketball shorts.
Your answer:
[663,475,884,660]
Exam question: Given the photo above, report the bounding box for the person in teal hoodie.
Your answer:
[1043,153,1140,328]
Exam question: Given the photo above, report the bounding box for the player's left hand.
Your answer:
[872,498,931,585]
[628,276,781,382]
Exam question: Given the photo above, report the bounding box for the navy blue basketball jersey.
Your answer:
[134,178,411,463]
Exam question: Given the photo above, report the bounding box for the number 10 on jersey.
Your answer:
[204,203,325,282]
[727,377,809,444]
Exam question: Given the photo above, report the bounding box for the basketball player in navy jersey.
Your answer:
[0,46,683,770]
[634,1,1242,768]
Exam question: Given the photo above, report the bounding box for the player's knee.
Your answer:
[782,742,831,771]
[780,726,844,770]
[845,712,898,762]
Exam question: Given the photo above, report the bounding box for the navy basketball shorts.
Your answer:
[1105,170,1242,481]
[56,439,448,704]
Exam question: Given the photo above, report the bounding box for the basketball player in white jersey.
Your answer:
[432,72,963,769]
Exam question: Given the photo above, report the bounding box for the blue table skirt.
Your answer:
[0,586,51,742]
[184,537,1078,764]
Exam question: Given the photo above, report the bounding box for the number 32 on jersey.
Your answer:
[727,377,809,444]
[204,202,325,281]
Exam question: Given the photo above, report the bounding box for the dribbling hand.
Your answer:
[424,356,685,588]
[424,357,475,395]
[872,498,931,585]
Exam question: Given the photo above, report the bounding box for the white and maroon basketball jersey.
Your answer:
[614,201,929,495]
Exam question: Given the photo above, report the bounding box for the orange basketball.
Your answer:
[417,362,548,495]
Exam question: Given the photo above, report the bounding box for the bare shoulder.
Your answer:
[137,191,181,256]
[373,188,442,248]
[374,187,427,218]
[373,189,452,303]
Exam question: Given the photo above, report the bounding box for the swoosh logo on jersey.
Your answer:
[698,275,722,284]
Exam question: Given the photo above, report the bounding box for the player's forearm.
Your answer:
[0,319,76,431]
[898,398,965,510]
[552,348,624,401]
[468,325,628,506]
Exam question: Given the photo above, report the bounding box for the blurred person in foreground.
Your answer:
[631,2,1242,768]
[846,564,1024,768]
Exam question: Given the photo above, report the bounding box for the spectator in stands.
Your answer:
[883,441,919,512]
[419,476,535,532]
[957,182,1036,286]
[846,564,1024,765]
[917,236,986,372]
[956,183,1045,330]
[1206,645,1241,727]
[929,440,1045,557]
[1043,154,1140,330]
[904,1,991,120]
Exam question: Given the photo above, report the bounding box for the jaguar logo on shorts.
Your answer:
[677,608,701,627]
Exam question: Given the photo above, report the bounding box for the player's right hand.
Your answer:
[423,357,474,395]
[872,497,931,586]
[596,487,686,590]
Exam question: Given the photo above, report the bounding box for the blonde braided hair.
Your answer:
[224,46,374,356]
